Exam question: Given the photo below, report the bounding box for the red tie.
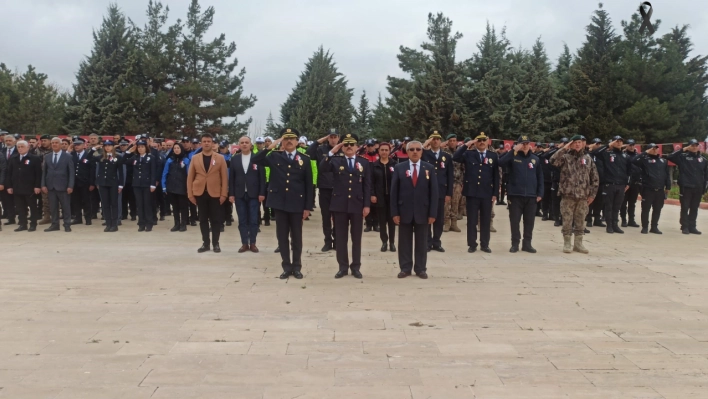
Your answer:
[412,163,418,187]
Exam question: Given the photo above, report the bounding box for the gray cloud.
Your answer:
[1,0,706,134]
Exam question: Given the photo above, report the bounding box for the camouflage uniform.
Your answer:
[551,147,599,245]
[32,146,52,223]
[445,160,465,231]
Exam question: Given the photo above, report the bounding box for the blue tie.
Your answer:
[348,158,354,171]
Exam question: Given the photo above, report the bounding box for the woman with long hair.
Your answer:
[161,143,190,232]
[124,141,157,232]
[92,140,124,232]
[371,142,398,252]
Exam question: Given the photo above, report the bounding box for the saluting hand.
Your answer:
[318,136,329,144]
[331,142,344,154]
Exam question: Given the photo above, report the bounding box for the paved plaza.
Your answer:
[0,204,707,398]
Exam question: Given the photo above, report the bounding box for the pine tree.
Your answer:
[280,46,354,138]
[264,111,280,137]
[353,91,371,137]
[370,92,390,139]
[0,64,19,130]
[174,0,256,140]
[0,64,65,135]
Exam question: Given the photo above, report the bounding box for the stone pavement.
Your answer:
[0,204,707,399]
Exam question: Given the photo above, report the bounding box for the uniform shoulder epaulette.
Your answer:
[298,152,311,159]
[441,149,452,156]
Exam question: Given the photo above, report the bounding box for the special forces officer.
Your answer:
[632,143,671,234]
[595,136,632,234]
[319,133,372,279]
[620,139,641,228]
[422,130,453,252]
[667,139,708,234]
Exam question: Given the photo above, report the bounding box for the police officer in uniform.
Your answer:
[251,128,314,279]
[70,138,93,225]
[595,136,632,234]
[124,141,158,232]
[586,138,605,229]
[620,139,641,228]
[307,128,342,251]
[92,140,124,232]
[632,143,671,234]
[667,139,708,234]
[540,143,554,220]
[453,132,499,253]
[319,133,371,279]
[422,130,453,252]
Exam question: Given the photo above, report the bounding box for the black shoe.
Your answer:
[689,228,702,235]
[381,243,387,252]
[104,226,110,232]
[102,222,107,226]
[535,210,543,217]
[389,243,396,252]
[621,220,627,228]
[213,245,221,253]
[335,271,347,279]
[427,246,431,253]
[593,219,606,227]
[468,246,477,253]
[432,245,445,253]
[197,244,210,253]
[481,247,492,253]
[373,226,380,232]
[641,227,648,234]
[131,216,137,221]
[117,221,121,226]
[510,245,519,253]
[264,220,270,226]
[145,226,152,232]
[554,219,562,227]
[138,226,145,232]
[14,225,27,232]
[4,219,15,226]
[170,225,180,232]
[293,271,303,279]
[109,226,118,232]
[279,271,291,279]
[522,245,537,254]
[85,220,92,226]
[497,201,507,206]
[71,219,82,225]
[274,246,280,253]
[160,216,165,221]
[613,225,624,234]
[190,221,197,226]
[650,227,663,234]
[64,226,71,232]
[584,228,591,234]
[352,270,363,279]
[28,225,36,232]
[364,226,372,232]
[179,225,187,232]
[682,227,690,234]
[542,215,548,221]
[225,220,232,226]
[628,220,640,228]
[606,226,614,234]
[321,243,332,252]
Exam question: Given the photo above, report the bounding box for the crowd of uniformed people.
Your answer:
[0,127,706,279]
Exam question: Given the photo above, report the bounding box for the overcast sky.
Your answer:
[1,0,707,134]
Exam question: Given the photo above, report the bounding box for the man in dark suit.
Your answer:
[422,130,454,252]
[41,137,75,232]
[391,140,438,279]
[229,136,266,253]
[1,134,19,225]
[70,138,93,225]
[6,140,42,231]
[306,128,342,252]
[453,132,499,253]
[251,128,314,279]
[319,133,372,279]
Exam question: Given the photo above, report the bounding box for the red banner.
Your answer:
[668,143,682,166]
[634,144,642,153]
[700,142,706,152]
[503,140,513,151]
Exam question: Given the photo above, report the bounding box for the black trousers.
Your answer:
[1,190,15,221]
[318,188,335,245]
[259,185,270,223]
[366,207,378,229]
[222,200,233,225]
[466,196,492,248]
[500,173,509,201]
[196,194,222,246]
[640,188,664,228]
[603,184,625,227]
[508,195,537,245]
[376,200,396,244]
[189,202,198,224]
[168,192,189,227]
[679,186,702,230]
[590,185,604,220]
[398,222,428,274]
[98,185,119,228]
[14,193,40,227]
[134,187,153,228]
[91,188,101,218]
[620,182,640,222]
[122,185,136,219]
[428,198,445,247]
[71,184,92,221]
[551,182,562,220]
[333,211,363,273]
[275,210,303,273]
[542,182,553,216]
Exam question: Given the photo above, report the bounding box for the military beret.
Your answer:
[463,137,472,143]
[569,135,583,141]
[40,134,51,140]
[446,134,457,140]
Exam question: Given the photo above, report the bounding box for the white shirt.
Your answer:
[432,150,440,159]
[286,150,298,159]
[76,150,85,160]
[409,160,421,175]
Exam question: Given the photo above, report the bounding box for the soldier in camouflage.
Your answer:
[550,135,599,254]
[444,134,463,233]
[32,134,53,225]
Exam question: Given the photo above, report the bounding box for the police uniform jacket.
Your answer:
[422,149,454,198]
[498,150,544,198]
[625,151,642,184]
[667,150,708,190]
[251,150,314,213]
[126,152,158,188]
[452,146,500,199]
[632,153,671,191]
[92,154,125,187]
[540,151,553,183]
[306,142,343,189]
[596,147,632,185]
[6,153,42,195]
[540,149,561,183]
[72,150,93,187]
[390,160,439,225]
[319,155,371,213]
[371,158,398,208]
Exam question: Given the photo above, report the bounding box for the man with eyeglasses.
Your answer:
[667,139,708,234]
[453,132,499,253]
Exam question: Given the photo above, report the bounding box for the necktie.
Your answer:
[348,158,354,171]
[435,152,439,160]
[53,153,58,165]
[288,153,293,161]
[480,152,484,163]
[412,163,418,187]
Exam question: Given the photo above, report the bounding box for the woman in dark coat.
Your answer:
[124,141,157,232]
[161,143,190,232]
[91,140,124,232]
[371,142,398,252]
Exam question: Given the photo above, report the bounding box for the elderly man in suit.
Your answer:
[6,140,42,232]
[187,134,229,253]
[41,137,75,232]
[1,134,18,225]
[229,136,266,253]
[390,140,439,279]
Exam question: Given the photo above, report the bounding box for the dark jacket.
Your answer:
[72,150,93,187]
[306,141,343,189]
[162,156,190,196]
[92,153,125,187]
[540,149,561,183]
[125,152,158,188]
[667,150,708,190]
[539,150,553,183]
[7,153,42,195]
[371,158,397,208]
[390,160,439,225]
[624,150,642,184]
[319,155,372,213]
[41,151,75,191]
[251,150,314,213]
[595,147,632,185]
[498,150,544,198]
[422,149,454,198]
[632,152,671,191]
[452,146,500,199]
[0,151,6,185]
[229,153,266,199]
